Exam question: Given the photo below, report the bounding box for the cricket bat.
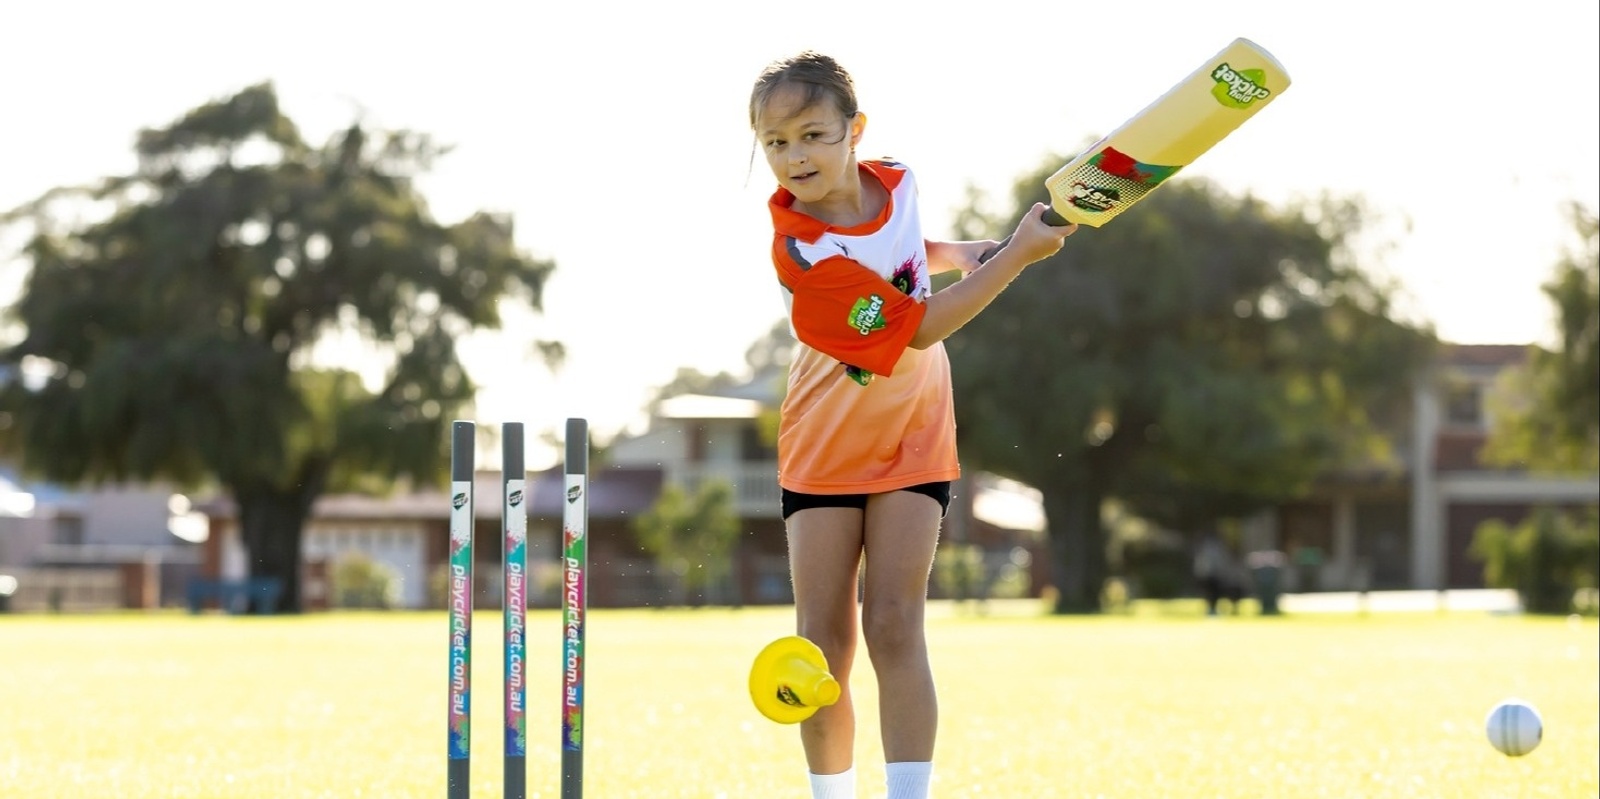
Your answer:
[980,37,1290,261]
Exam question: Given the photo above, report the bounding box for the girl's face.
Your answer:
[754,84,863,206]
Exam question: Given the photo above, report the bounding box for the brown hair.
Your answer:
[748,51,859,130]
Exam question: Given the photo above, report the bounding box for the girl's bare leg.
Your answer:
[861,491,942,763]
[786,506,866,775]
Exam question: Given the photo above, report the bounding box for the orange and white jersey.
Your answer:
[768,160,960,494]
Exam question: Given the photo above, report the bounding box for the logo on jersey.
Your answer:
[849,294,886,336]
[890,257,921,296]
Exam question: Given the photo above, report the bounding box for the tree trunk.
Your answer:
[1042,479,1108,614]
[233,461,327,614]
[237,493,306,613]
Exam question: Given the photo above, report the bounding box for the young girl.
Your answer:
[749,51,1077,799]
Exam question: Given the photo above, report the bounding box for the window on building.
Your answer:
[741,424,776,461]
[1445,380,1482,427]
[687,423,707,463]
[54,517,85,547]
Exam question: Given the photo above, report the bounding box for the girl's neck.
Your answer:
[795,161,884,228]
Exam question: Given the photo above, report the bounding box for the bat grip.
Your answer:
[976,205,1073,264]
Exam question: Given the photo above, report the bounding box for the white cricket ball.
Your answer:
[1485,699,1543,757]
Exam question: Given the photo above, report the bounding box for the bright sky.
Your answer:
[3,1,1596,464]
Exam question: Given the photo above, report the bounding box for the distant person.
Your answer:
[1221,559,1247,614]
[1194,533,1233,617]
[1246,549,1288,615]
[748,51,1077,799]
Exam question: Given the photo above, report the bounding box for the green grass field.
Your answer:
[1,603,1595,798]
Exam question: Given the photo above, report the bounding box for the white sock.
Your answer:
[809,766,855,799]
[885,761,932,799]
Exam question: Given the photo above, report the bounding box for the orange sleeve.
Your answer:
[788,255,926,377]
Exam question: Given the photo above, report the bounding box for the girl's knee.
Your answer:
[861,600,924,657]
[797,620,857,664]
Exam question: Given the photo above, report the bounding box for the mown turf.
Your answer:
[0,603,1594,797]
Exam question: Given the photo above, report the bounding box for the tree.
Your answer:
[646,319,792,405]
[1473,202,1598,613]
[331,551,399,609]
[646,318,793,445]
[947,163,1433,613]
[742,317,798,380]
[1483,201,1600,473]
[741,319,794,447]
[1471,506,1600,614]
[0,83,556,611]
[631,479,741,606]
[646,367,743,413]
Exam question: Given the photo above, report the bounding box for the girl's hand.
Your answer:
[1003,203,1077,266]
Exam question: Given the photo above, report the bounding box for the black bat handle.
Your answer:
[976,205,1073,264]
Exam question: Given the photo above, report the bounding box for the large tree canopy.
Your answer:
[1484,201,1600,473]
[948,162,1434,613]
[0,83,556,611]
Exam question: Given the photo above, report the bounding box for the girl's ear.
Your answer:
[849,111,868,149]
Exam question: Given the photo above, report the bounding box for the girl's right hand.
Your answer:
[1006,203,1078,265]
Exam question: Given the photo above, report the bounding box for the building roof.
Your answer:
[656,394,765,420]
[194,464,667,522]
[714,366,785,405]
[971,476,1046,532]
[525,463,664,518]
[1442,343,1529,368]
[0,464,86,513]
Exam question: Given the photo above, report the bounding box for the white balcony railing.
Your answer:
[665,461,781,518]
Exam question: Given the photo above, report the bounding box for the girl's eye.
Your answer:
[765,139,785,150]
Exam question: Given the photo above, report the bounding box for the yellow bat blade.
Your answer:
[1045,37,1291,228]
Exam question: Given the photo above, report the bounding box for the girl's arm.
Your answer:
[909,204,1076,350]
[925,239,999,276]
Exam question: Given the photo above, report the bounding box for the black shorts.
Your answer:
[780,481,951,520]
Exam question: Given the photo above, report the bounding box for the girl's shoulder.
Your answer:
[862,156,910,173]
[859,158,916,195]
